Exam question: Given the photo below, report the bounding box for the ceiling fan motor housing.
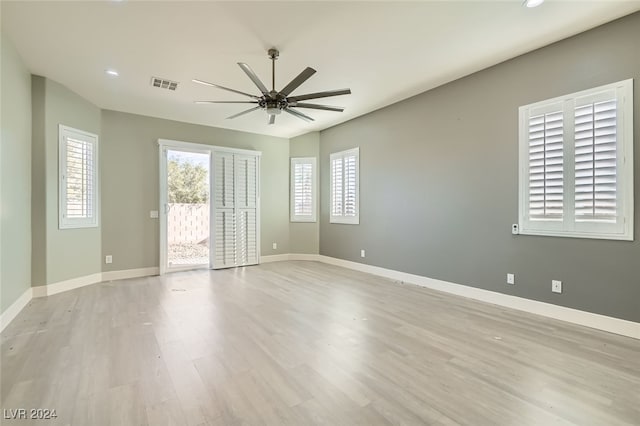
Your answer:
[261,95,287,115]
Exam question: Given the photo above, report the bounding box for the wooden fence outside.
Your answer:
[168,203,209,244]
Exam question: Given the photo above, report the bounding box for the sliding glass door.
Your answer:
[160,146,211,274]
[159,139,261,275]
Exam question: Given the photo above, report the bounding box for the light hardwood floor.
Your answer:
[1,261,639,425]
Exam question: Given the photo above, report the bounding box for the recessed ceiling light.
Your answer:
[523,0,544,7]
[105,69,119,77]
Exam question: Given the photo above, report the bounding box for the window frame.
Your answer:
[330,147,360,225]
[59,124,99,229]
[518,79,633,241]
[290,157,317,223]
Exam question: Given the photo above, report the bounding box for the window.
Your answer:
[290,157,317,222]
[330,147,359,224]
[518,79,633,240]
[59,125,99,229]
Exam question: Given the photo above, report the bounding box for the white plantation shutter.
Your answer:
[294,163,312,214]
[235,155,258,266]
[215,153,235,208]
[237,209,257,265]
[519,79,633,240]
[236,155,257,209]
[59,125,98,229]
[214,210,236,267]
[212,151,260,269]
[344,154,358,217]
[527,109,564,220]
[65,138,94,218]
[290,158,317,222]
[574,96,617,222]
[331,157,343,217]
[330,147,359,224]
[213,152,236,268]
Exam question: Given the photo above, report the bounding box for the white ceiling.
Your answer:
[2,1,639,139]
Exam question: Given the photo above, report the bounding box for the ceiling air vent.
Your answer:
[151,77,178,91]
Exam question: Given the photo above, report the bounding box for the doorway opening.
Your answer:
[163,148,210,272]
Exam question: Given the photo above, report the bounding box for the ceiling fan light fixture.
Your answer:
[523,0,544,8]
[194,48,351,124]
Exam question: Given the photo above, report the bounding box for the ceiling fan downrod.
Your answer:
[268,48,279,93]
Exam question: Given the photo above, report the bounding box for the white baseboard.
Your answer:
[102,267,159,282]
[31,285,48,298]
[288,253,322,261]
[0,287,33,332]
[264,253,640,340]
[261,253,320,263]
[30,268,159,299]
[260,254,292,263]
[0,267,161,331]
[33,272,104,297]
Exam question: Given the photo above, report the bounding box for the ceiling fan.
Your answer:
[193,48,351,125]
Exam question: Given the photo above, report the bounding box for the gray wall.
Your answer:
[0,35,32,313]
[31,76,102,286]
[319,13,640,322]
[100,110,290,272]
[290,131,320,254]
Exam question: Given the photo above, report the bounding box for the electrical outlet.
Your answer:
[507,273,515,285]
[105,255,113,264]
[150,210,159,218]
[361,249,366,258]
[272,242,277,250]
[552,280,562,293]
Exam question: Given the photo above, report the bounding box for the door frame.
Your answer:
[158,139,262,275]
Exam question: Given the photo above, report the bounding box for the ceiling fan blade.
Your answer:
[289,102,344,112]
[237,63,270,97]
[192,79,260,100]
[279,67,316,98]
[227,106,261,120]
[287,88,351,102]
[284,107,315,122]
[195,101,259,104]
[268,114,276,125]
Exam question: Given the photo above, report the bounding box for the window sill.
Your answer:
[517,228,633,241]
[290,217,317,223]
[330,217,359,225]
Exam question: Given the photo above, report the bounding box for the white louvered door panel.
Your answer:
[528,109,564,221]
[235,155,257,209]
[235,155,259,266]
[212,151,259,269]
[212,151,236,269]
[237,209,258,266]
[214,209,236,268]
[214,152,235,209]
